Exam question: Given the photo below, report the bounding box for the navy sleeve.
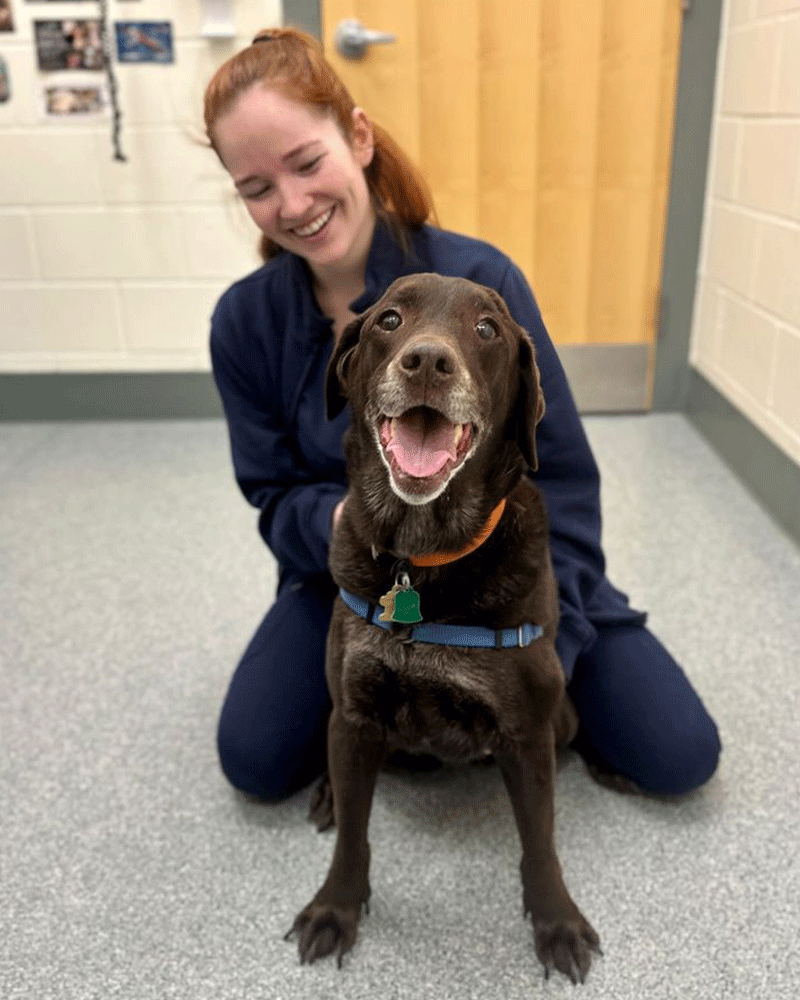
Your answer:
[210,291,344,577]
[497,262,612,678]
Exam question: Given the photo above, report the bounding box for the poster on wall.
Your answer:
[115,22,173,63]
[42,75,107,118]
[34,19,104,71]
[1,0,14,33]
[0,54,10,103]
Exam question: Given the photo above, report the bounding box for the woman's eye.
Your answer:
[241,184,272,200]
[476,318,498,340]
[378,310,402,332]
[298,156,322,174]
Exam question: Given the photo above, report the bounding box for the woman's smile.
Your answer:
[290,206,334,238]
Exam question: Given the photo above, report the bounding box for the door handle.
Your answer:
[334,19,397,60]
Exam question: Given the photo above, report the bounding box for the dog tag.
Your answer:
[392,587,422,623]
[378,572,423,624]
[378,582,403,622]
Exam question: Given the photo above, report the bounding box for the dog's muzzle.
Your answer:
[371,338,480,504]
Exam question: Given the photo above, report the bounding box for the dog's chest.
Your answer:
[339,616,508,762]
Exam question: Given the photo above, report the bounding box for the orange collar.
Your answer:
[408,498,507,568]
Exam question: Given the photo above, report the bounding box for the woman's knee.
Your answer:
[570,623,722,797]
[215,573,334,800]
[643,712,722,796]
[217,710,327,800]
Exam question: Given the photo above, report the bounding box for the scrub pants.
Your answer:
[217,572,721,800]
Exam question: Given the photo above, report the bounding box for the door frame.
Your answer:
[287,0,723,413]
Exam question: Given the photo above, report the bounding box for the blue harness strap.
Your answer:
[339,588,543,649]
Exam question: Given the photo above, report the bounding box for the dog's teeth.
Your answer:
[453,424,463,447]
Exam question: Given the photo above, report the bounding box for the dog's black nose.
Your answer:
[400,340,457,383]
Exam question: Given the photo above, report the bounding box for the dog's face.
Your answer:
[327,274,545,506]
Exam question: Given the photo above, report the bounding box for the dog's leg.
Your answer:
[496,729,601,985]
[553,691,579,750]
[307,770,335,831]
[288,708,386,967]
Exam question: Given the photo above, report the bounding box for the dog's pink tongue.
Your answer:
[386,411,457,478]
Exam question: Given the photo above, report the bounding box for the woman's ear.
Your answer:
[350,108,375,168]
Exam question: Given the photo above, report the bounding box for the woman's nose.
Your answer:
[276,177,312,221]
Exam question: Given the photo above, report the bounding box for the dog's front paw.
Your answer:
[286,899,367,968]
[529,909,601,985]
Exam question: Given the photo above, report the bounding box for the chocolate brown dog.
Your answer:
[287,273,601,983]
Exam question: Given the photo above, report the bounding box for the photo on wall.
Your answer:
[34,19,104,71]
[1,0,14,33]
[115,21,173,64]
[43,75,107,118]
[0,54,10,102]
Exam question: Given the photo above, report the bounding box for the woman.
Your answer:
[204,27,720,801]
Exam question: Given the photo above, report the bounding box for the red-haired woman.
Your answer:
[204,28,720,801]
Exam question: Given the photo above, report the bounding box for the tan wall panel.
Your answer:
[536,0,602,343]
[535,191,595,345]
[417,1,480,235]
[478,0,541,280]
[322,0,683,354]
[590,188,656,345]
[538,0,602,192]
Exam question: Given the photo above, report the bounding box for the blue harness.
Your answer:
[339,587,543,650]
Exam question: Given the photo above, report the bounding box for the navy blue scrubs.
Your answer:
[210,221,720,798]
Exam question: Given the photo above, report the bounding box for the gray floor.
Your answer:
[2,414,799,1000]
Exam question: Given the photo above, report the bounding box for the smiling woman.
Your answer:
[203,26,435,265]
[211,85,376,289]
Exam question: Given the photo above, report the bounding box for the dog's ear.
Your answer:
[515,330,546,472]
[325,314,365,420]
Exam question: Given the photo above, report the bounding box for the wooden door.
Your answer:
[319,0,684,411]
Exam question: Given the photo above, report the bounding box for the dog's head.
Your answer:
[327,274,545,507]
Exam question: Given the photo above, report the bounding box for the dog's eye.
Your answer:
[476,318,498,340]
[377,309,402,332]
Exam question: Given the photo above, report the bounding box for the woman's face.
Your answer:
[213,84,376,280]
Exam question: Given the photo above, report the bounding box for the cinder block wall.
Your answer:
[0,0,275,373]
[690,0,800,467]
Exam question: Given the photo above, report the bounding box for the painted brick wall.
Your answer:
[0,0,277,373]
[691,0,800,467]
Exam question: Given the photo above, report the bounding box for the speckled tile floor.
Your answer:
[1,415,798,1000]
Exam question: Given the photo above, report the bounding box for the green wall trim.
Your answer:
[0,373,223,421]
[686,370,800,548]
[652,0,724,411]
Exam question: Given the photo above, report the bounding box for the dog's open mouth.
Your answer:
[379,406,473,489]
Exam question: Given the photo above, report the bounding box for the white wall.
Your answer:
[0,0,277,373]
[3,0,799,468]
[690,0,800,467]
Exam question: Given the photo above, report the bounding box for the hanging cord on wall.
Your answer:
[97,0,126,162]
